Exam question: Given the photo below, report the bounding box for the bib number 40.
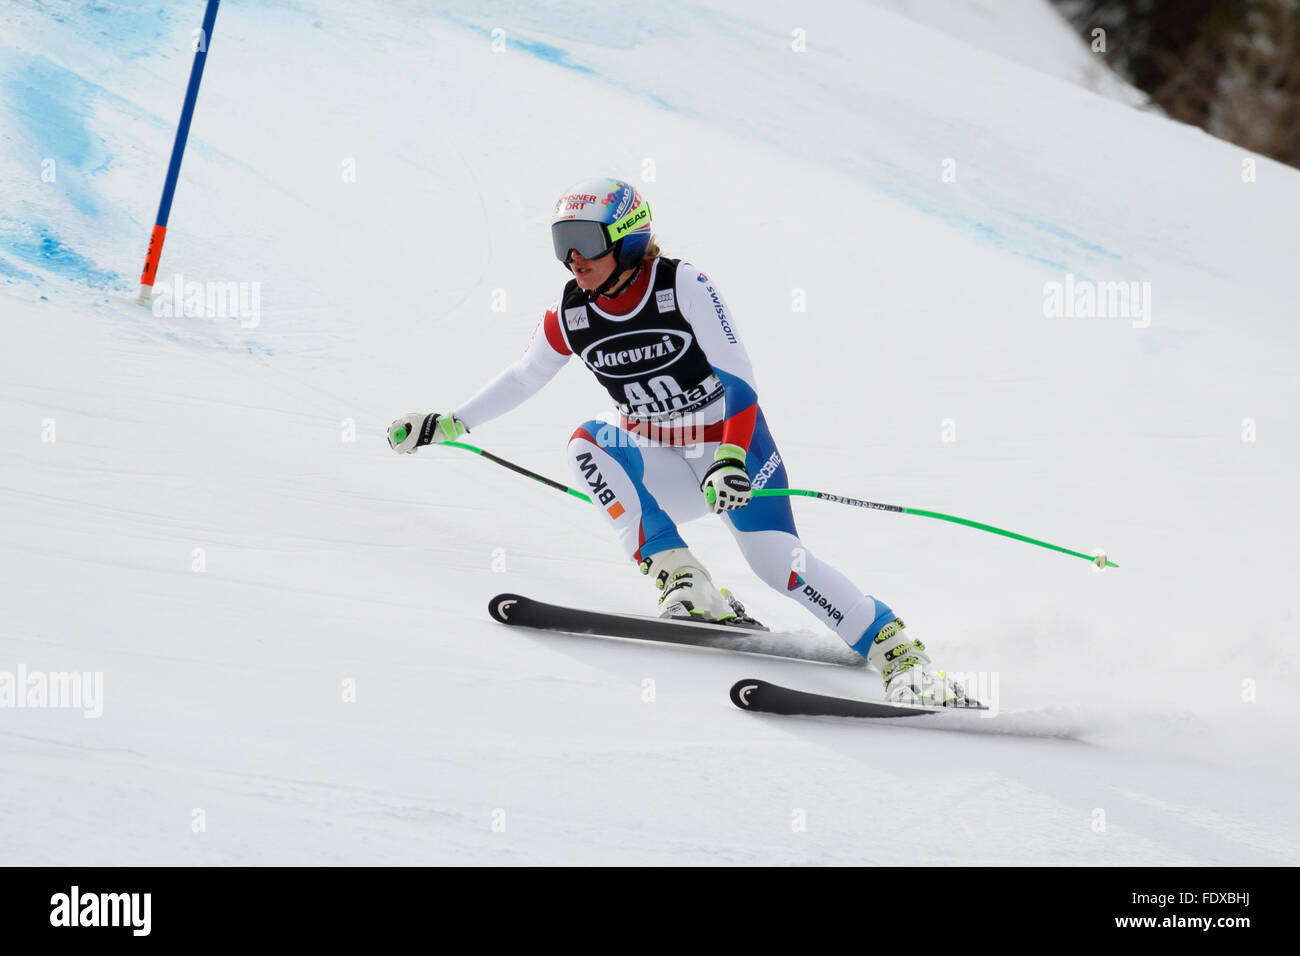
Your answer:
[624,375,681,407]
[623,375,717,414]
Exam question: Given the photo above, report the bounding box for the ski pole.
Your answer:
[392,433,1116,568]
[135,0,221,304]
[753,488,1117,567]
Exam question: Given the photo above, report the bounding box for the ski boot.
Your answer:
[866,616,980,707]
[640,548,755,625]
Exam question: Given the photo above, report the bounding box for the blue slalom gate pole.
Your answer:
[136,0,221,304]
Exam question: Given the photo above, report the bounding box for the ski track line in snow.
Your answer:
[1112,786,1300,866]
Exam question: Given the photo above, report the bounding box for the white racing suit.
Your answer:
[452,257,897,656]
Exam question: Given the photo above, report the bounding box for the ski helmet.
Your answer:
[550,178,653,273]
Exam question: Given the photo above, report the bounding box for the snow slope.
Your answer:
[2,0,1298,864]
[866,0,1148,106]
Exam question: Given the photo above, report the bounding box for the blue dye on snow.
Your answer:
[2,55,111,218]
[0,255,36,282]
[43,2,172,60]
[435,13,684,116]
[1,222,120,288]
[508,36,597,76]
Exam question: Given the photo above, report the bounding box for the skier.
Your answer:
[388,178,972,706]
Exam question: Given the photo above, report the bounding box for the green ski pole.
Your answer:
[391,432,1117,569]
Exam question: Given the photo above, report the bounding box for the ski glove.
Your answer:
[387,412,468,454]
[701,443,752,513]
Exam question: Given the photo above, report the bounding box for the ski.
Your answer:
[729,678,989,718]
[728,679,1095,738]
[489,593,865,667]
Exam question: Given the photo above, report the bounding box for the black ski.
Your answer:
[489,593,864,667]
[729,678,988,718]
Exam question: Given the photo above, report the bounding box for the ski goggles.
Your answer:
[551,203,651,264]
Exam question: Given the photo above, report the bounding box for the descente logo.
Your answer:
[751,450,782,489]
[50,886,151,936]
